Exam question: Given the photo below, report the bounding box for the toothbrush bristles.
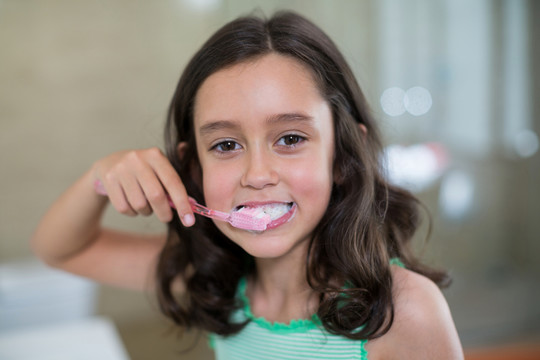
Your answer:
[230,213,270,231]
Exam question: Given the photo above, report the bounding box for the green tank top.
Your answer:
[209,258,405,360]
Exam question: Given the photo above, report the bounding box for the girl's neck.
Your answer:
[254,258,309,295]
[253,239,310,293]
[248,242,317,323]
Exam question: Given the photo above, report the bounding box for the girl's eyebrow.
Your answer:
[199,120,239,136]
[199,112,314,136]
[265,112,314,125]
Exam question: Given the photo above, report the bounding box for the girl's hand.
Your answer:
[92,147,195,226]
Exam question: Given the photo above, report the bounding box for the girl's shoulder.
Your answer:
[365,266,464,360]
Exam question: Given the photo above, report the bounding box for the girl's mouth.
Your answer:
[234,202,296,231]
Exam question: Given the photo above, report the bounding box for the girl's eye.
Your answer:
[213,140,241,152]
[277,134,305,147]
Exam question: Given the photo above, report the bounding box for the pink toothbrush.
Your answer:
[93,180,270,231]
[188,199,271,231]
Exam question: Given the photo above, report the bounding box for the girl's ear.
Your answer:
[333,166,344,185]
[359,123,367,135]
[334,123,367,185]
[177,141,189,160]
[176,141,203,188]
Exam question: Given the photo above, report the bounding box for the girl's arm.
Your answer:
[31,147,193,291]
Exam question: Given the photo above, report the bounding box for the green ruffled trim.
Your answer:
[207,333,216,349]
[237,258,404,335]
[389,257,405,268]
[360,339,368,359]
[238,277,322,334]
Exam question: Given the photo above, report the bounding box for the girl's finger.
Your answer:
[147,151,195,227]
[120,174,153,217]
[102,175,137,217]
[135,165,174,223]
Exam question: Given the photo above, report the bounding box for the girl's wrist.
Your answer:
[83,165,108,204]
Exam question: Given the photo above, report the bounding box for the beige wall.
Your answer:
[0,0,376,261]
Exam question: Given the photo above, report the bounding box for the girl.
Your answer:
[32,11,464,359]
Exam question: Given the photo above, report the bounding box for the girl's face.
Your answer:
[193,54,334,259]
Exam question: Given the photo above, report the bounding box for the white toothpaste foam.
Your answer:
[236,203,292,221]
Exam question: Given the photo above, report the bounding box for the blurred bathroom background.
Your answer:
[1,0,539,359]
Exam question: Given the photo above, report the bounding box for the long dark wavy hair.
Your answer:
[156,11,450,340]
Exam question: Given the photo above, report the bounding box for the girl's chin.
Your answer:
[236,234,311,260]
[241,244,295,260]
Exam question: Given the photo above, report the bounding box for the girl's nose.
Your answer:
[240,149,279,189]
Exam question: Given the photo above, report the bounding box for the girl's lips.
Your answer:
[233,201,297,231]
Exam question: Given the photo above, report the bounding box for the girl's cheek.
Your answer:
[285,158,332,193]
[202,162,241,207]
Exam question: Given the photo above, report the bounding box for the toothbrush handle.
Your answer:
[188,198,230,222]
[93,180,260,229]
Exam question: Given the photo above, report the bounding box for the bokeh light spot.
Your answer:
[380,87,406,116]
[513,129,539,158]
[404,86,432,116]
